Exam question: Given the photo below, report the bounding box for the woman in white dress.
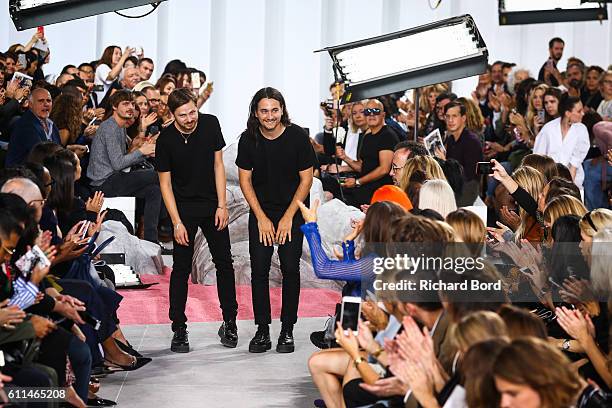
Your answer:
[533,95,590,188]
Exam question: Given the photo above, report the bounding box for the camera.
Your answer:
[476,161,493,176]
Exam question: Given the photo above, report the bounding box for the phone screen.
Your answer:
[341,300,360,333]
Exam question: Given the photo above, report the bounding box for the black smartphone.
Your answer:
[476,161,493,176]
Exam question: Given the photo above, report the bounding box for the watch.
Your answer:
[354,356,365,368]
[562,339,571,351]
[355,179,361,187]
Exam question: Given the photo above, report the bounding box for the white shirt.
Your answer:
[94,64,113,101]
[533,117,590,187]
[597,99,612,120]
[343,129,360,166]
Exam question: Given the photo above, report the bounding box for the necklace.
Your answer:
[178,128,195,144]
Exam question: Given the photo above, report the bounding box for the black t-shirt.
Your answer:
[358,125,398,190]
[235,124,316,214]
[156,113,226,216]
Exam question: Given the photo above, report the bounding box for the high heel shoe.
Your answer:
[103,356,152,372]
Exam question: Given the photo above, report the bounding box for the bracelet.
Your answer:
[372,346,384,358]
[174,222,183,230]
[353,356,365,368]
[217,206,226,209]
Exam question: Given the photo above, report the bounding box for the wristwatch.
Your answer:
[354,356,365,368]
[562,339,571,351]
[355,179,361,187]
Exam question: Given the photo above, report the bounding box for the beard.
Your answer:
[569,79,583,89]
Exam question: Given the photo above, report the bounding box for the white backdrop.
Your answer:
[1,0,611,142]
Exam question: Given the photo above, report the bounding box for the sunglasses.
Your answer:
[364,108,381,116]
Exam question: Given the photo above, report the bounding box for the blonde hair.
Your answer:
[419,84,448,113]
[512,166,546,240]
[590,228,612,300]
[543,195,588,227]
[418,180,457,218]
[450,311,508,353]
[579,208,612,238]
[456,97,484,135]
[526,84,549,134]
[446,209,486,245]
[399,155,446,191]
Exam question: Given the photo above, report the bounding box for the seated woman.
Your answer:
[298,192,408,296]
[40,151,150,373]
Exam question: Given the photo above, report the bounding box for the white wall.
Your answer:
[1,0,611,142]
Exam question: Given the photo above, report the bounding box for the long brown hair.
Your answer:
[99,45,120,68]
[492,337,582,408]
[50,94,83,145]
[244,87,291,141]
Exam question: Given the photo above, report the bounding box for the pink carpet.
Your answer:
[117,269,341,325]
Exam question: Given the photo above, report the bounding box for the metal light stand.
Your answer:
[413,88,419,142]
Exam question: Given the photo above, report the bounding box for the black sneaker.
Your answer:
[276,326,295,353]
[248,325,271,353]
[171,327,189,353]
[218,320,238,348]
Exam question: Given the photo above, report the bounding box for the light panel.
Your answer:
[317,14,488,103]
[498,0,608,25]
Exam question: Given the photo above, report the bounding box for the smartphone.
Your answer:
[191,72,201,89]
[93,84,104,92]
[476,161,493,176]
[88,117,97,127]
[17,53,27,68]
[37,26,44,36]
[537,110,545,122]
[340,296,361,335]
[148,125,159,136]
[77,221,91,240]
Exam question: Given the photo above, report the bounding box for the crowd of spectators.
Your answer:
[0,28,611,408]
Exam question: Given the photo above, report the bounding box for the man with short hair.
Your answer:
[60,65,79,76]
[143,86,162,114]
[77,63,94,83]
[441,101,483,206]
[390,140,427,186]
[431,92,457,135]
[7,88,60,166]
[121,67,140,91]
[336,99,398,206]
[137,58,154,81]
[539,37,565,87]
[87,90,160,242]
[566,62,585,98]
[156,89,238,353]
[0,177,45,222]
[63,78,89,107]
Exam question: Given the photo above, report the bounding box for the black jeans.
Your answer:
[97,169,161,242]
[248,211,303,326]
[169,214,238,331]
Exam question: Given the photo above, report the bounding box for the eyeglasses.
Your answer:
[391,163,406,172]
[364,108,381,116]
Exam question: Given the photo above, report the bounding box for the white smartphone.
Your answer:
[77,221,91,240]
[340,296,361,335]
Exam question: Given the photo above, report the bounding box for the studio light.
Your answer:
[498,0,608,25]
[317,14,488,104]
[9,0,166,31]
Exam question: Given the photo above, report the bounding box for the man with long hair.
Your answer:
[236,87,316,353]
[156,89,238,353]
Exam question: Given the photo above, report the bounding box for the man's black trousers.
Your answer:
[169,214,238,331]
[248,211,303,326]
